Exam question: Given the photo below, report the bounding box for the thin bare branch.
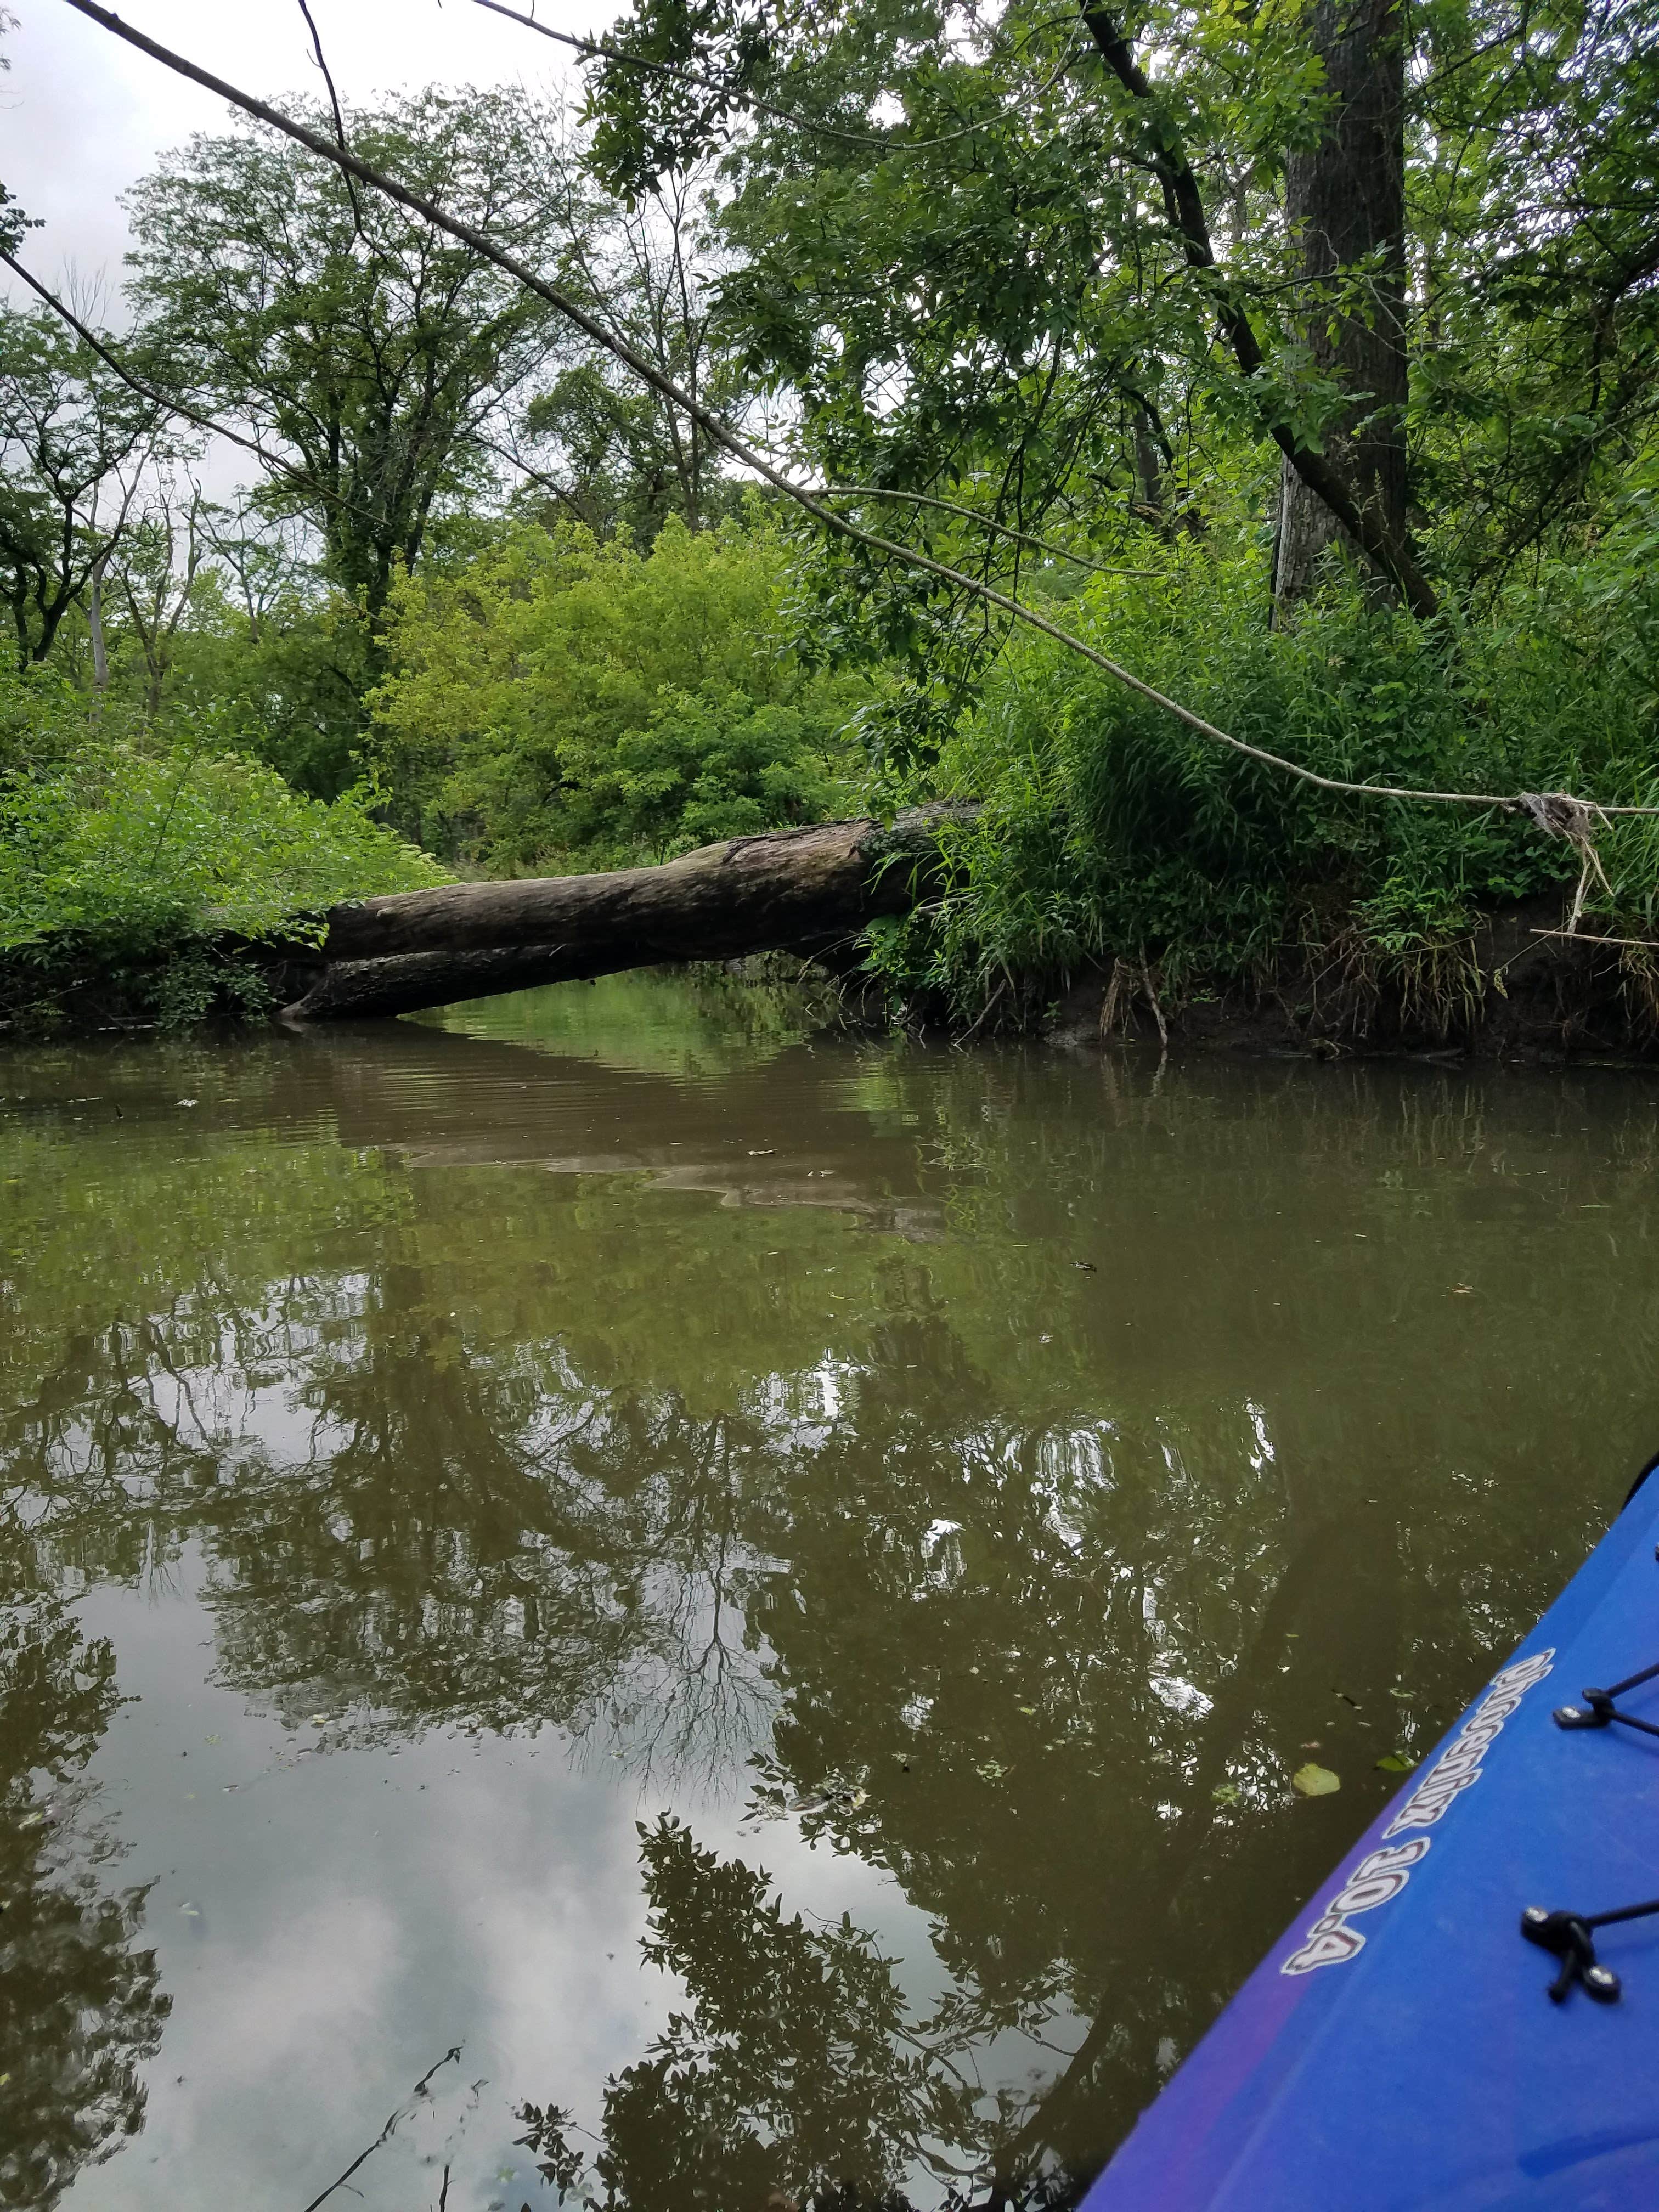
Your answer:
[819,487,1161,578]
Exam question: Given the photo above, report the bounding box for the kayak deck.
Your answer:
[1084,1468,1659,2211]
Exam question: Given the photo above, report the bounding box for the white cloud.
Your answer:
[3,0,609,297]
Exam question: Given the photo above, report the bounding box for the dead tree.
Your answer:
[281,808,973,1022]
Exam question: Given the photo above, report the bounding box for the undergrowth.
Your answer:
[0,679,447,1029]
[864,516,1659,1033]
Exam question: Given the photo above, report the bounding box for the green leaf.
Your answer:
[1292,1762,1341,1797]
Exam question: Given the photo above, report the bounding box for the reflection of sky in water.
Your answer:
[69,1564,956,2212]
[7,975,1659,2207]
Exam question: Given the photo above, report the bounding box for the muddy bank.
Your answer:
[7,893,1659,1066]
[1039,896,1659,1065]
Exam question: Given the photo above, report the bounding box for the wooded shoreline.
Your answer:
[5,819,1655,1066]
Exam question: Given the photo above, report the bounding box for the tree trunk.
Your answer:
[281,808,974,1022]
[1273,0,1409,614]
[88,553,110,707]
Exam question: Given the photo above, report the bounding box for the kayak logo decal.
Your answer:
[1381,1649,1555,1837]
[1281,1838,1432,1973]
[1279,1649,1555,1977]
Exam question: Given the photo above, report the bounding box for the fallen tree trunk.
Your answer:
[282,807,973,1022]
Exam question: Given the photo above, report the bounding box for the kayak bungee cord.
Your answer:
[1521,1898,1659,2005]
[1517,1646,1659,2002]
[1553,1656,1659,1740]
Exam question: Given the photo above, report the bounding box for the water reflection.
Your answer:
[0,1561,168,2211]
[2,981,1657,2205]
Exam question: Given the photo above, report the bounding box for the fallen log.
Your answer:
[281,806,974,1022]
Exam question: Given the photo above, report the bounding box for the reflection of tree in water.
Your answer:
[190,1263,783,1773]
[0,1543,169,2211]
[1,1265,1568,2203]
[740,1321,1417,2190]
[2,1058,1634,2204]
[507,1294,1553,2205]
[517,1814,1024,2212]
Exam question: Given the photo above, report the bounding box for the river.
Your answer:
[3,972,1656,2210]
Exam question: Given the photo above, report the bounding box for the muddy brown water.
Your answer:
[3,972,1657,2210]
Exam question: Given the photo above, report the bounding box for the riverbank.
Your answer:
[8,887,1658,1069]
[1037,894,1659,1066]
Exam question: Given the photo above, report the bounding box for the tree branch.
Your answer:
[1079,3,1438,616]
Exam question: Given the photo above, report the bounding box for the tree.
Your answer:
[0,302,159,668]
[582,0,1437,617]
[1272,0,1408,610]
[124,88,578,621]
[371,511,860,868]
[515,163,757,541]
[1409,0,1659,589]
[0,9,30,258]
[573,0,1657,641]
[103,476,211,716]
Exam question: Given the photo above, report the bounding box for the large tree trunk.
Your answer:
[1273,0,1409,614]
[281,808,972,1022]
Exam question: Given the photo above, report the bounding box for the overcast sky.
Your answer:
[3,0,611,300]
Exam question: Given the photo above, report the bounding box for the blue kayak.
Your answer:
[1084,1459,1659,2212]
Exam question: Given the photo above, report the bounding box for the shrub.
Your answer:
[372,510,864,870]
[870,522,1659,1020]
[0,716,447,1024]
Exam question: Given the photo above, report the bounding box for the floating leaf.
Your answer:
[1376,1752,1417,1773]
[1293,1762,1341,1797]
[1211,1782,1242,1805]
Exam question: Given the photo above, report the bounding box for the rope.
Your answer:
[1521,1902,1659,2004]
[1553,1661,1659,1740]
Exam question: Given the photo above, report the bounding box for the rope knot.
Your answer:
[1517,792,1612,934]
[1518,791,1598,841]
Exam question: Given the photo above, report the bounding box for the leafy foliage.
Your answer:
[125,88,573,617]
[518,1815,988,2210]
[0,741,442,961]
[0,301,160,668]
[0,653,446,1024]
[373,509,865,867]
[866,515,1659,1018]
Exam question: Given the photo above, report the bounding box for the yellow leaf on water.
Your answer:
[1293,1762,1341,1797]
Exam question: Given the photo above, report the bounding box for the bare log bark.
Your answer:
[282,808,974,1023]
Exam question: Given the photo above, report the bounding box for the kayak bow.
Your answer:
[1084,1457,1659,2212]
